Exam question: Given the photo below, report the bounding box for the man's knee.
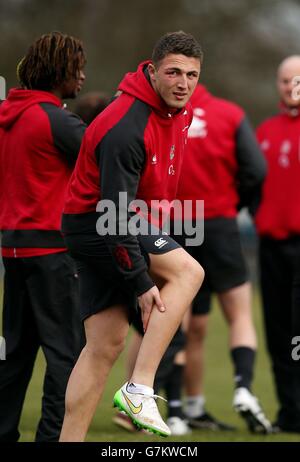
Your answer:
[149,248,204,295]
[86,334,126,364]
[169,250,204,281]
[188,315,208,343]
[174,253,204,289]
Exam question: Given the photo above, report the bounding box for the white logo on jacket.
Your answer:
[279,140,292,168]
[188,107,207,138]
[168,164,175,175]
[151,154,157,165]
[170,145,175,160]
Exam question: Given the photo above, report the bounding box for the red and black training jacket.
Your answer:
[176,84,266,219]
[255,105,300,239]
[63,61,193,295]
[0,88,86,257]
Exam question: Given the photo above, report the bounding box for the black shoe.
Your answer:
[233,387,272,434]
[272,421,300,434]
[187,412,236,431]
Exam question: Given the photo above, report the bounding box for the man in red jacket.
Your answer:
[59,31,204,441]
[255,55,300,433]
[0,32,86,441]
[113,84,271,436]
[176,84,271,434]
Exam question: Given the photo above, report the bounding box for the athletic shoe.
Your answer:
[233,387,272,434]
[270,422,282,434]
[167,417,192,435]
[113,411,138,432]
[187,411,236,431]
[113,382,171,437]
[271,421,300,434]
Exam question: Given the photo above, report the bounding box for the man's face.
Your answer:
[148,53,201,109]
[60,69,86,99]
[277,58,300,108]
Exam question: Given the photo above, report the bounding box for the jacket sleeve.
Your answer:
[235,116,267,215]
[41,103,86,165]
[95,126,155,296]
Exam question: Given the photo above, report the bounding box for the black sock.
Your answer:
[231,346,255,390]
[165,364,184,419]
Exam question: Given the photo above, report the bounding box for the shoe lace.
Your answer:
[144,393,167,412]
[153,394,167,403]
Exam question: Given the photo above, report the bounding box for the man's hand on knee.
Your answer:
[138,286,165,332]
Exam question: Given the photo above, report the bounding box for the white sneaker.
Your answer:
[233,387,272,434]
[113,382,171,437]
[167,417,191,436]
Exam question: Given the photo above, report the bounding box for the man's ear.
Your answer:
[148,63,156,82]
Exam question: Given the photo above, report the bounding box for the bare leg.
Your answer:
[220,283,272,432]
[184,314,209,396]
[184,282,256,398]
[60,305,129,442]
[218,282,256,349]
[130,248,204,386]
[126,330,142,380]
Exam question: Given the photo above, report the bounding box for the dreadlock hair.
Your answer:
[17,31,86,91]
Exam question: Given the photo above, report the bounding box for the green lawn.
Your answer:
[1,282,300,442]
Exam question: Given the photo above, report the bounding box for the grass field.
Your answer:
[1,281,300,443]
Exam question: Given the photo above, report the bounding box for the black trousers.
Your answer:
[259,237,300,430]
[292,257,300,338]
[0,252,84,442]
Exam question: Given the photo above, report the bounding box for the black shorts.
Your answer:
[171,217,249,315]
[63,226,180,322]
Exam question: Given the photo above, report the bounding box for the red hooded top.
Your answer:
[63,61,193,295]
[255,105,300,239]
[0,88,85,257]
[176,84,265,219]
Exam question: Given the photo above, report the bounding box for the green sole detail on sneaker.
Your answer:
[113,390,123,410]
[113,396,169,437]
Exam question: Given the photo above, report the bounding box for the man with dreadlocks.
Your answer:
[0,31,86,442]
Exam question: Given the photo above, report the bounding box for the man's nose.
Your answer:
[177,74,188,89]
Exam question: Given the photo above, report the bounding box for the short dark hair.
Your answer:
[152,31,203,66]
[17,31,86,91]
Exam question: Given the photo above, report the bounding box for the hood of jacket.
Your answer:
[0,88,62,129]
[190,83,213,106]
[118,60,189,118]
